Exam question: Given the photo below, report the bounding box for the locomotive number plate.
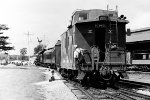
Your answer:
[95,24,106,28]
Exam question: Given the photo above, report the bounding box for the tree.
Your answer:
[20,48,27,60]
[0,24,14,51]
[34,44,46,55]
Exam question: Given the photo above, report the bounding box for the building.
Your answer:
[126,27,150,66]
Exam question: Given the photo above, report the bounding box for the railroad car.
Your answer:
[126,28,150,71]
[60,9,129,87]
[126,41,150,71]
[54,40,61,70]
[34,51,44,66]
[35,40,61,69]
[43,47,55,67]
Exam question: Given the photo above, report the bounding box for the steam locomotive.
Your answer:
[35,9,130,88]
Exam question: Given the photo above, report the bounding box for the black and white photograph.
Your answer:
[0,0,150,100]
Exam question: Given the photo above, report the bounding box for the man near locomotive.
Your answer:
[74,45,85,69]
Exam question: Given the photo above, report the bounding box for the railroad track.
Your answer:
[64,79,150,100]
[118,79,150,88]
[56,69,150,100]
[90,86,150,100]
[64,80,125,100]
[115,79,150,100]
[64,80,95,100]
[118,88,150,100]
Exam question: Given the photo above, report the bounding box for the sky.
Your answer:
[0,0,150,55]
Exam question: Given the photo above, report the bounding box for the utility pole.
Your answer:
[25,32,33,63]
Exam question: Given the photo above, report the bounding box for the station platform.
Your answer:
[35,67,78,100]
[37,67,150,99]
[124,71,150,84]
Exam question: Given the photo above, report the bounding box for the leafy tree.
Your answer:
[20,48,27,60]
[34,44,46,55]
[0,24,14,51]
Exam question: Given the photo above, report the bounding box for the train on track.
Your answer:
[35,9,130,88]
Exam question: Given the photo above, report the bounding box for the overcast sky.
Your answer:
[1,0,150,55]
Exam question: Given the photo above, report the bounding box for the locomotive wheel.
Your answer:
[99,70,114,86]
[90,71,107,89]
[81,71,108,89]
[81,71,91,88]
[100,70,120,88]
[68,70,75,80]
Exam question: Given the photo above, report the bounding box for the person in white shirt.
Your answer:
[74,45,86,67]
[74,45,82,58]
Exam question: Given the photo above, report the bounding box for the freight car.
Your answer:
[36,9,130,88]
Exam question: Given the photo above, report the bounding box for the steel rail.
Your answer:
[64,81,96,100]
[64,80,139,100]
[119,79,150,88]
[116,79,150,99]
[90,87,137,100]
[59,72,150,100]
[118,88,150,100]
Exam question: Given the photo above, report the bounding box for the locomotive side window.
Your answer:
[79,13,88,20]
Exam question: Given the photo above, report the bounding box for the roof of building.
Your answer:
[126,27,150,42]
[131,27,150,33]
